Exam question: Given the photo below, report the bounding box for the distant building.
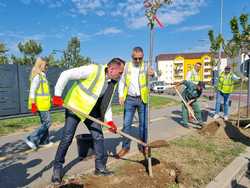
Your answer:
[155,52,227,84]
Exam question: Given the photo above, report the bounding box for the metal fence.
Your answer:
[0,64,119,119]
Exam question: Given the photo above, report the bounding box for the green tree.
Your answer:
[208,30,223,67]
[223,14,249,70]
[45,53,61,67]
[0,42,8,64]
[17,40,42,65]
[61,37,91,68]
[208,13,249,71]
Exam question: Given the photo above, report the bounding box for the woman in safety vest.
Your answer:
[25,57,52,149]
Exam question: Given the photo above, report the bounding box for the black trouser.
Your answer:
[53,108,107,171]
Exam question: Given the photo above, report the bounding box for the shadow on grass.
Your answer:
[224,122,250,146]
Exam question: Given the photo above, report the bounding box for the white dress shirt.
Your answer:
[29,72,46,99]
[118,62,141,98]
[54,64,112,121]
[186,69,198,81]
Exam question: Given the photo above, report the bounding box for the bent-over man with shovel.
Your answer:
[175,80,205,128]
[51,58,125,184]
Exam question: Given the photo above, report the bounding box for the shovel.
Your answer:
[174,87,198,122]
[64,105,169,148]
[64,104,148,147]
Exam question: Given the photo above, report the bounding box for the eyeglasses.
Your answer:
[133,57,143,61]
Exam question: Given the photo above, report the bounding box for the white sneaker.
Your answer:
[25,138,37,150]
[213,114,220,119]
[224,116,228,121]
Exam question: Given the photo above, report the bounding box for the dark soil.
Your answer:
[53,158,186,188]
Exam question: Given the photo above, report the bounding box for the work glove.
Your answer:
[31,103,38,114]
[53,96,64,107]
[105,121,117,134]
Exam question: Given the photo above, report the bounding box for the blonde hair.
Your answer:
[30,58,47,81]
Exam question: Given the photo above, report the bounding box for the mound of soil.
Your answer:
[55,158,187,188]
[199,119,224,136]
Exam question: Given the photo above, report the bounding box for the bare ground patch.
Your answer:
[48,129,246,188]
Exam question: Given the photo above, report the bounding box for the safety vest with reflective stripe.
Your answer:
[28,74,51,111]
[217,72,234,94]
[123,61,148,103]
[190,69,202,84]
[64,64,114,121]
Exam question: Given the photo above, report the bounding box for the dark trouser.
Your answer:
[28,111,51,145]
[53,109,107,171]
[121,95,147,151]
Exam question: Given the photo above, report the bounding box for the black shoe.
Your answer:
[51,168,63,184]
[94,168,114,176]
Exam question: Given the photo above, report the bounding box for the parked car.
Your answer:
[150,81,168,93]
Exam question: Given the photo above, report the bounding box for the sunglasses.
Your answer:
[133,57,143,61]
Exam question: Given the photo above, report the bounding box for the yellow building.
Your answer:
[156,52,227,84]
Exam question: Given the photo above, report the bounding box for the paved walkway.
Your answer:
[0,95,245,188]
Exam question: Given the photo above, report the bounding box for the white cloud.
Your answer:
[178,25,212,32]
[95,27,122,36]
[96,10,105,16]
[113,0,206,29]
[18,0,206,29]
[71,0,109,15]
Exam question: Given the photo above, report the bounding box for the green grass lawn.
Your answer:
[0,96,179,136]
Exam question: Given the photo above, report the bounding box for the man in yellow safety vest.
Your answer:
[116,46,155,158]
[51,58,125,184]
[213,65,241,121]
[186,62,202,84]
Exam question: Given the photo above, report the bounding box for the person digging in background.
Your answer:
[25,57,52,149]
[51,58,125,184]
[213,65,243,121]
[186,62,203,84]
[175,80,205,128]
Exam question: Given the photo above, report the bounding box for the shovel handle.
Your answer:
[174,87,198,122]
[64,104,148,147]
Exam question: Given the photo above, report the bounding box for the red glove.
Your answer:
[31,103,38,114]
[53,96,64,107]
[106,121,117,134]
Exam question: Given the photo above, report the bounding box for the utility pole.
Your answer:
[217,0,223,73]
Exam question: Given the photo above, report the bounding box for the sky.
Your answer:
[0,0,249,64]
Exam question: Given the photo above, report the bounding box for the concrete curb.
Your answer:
[206,147,250,188]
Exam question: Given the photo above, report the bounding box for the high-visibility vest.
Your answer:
[28,74,51,111]
[64,64,115,121]
[217,72,234,94]
[122,61,148,103]
[190,69,202,84]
